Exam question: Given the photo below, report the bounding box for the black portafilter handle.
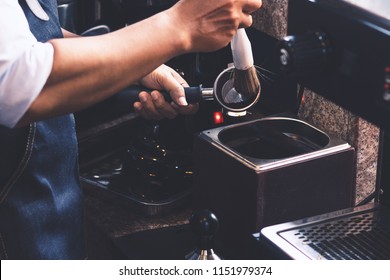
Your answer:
[113,85,206,107]
[186,209,222,260]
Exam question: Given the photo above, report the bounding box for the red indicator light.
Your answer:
[385,67,390,73]
[213,111,224,125]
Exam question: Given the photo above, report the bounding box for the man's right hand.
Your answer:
[168,0,262,53]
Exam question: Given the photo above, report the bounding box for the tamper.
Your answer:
[185,209,222,260]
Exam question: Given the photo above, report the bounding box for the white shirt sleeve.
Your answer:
[0,0,54,128]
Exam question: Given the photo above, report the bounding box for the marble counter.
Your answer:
[251,0,379,203]
[84,195,191,239]
[253,0,288,40]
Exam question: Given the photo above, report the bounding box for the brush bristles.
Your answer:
[233,66,261,98]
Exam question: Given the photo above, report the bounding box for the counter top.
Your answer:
[84,194,192,240]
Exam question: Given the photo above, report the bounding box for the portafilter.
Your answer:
[113,66,261,113]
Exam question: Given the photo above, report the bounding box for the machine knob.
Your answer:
[278,31,332,76]
[185,209,222,260]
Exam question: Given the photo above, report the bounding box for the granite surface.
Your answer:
[252,0,379,203]
[253,0,288,39]
[84,195,191,239]
[298,91,379,203]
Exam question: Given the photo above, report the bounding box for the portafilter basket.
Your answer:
[214,65,261,112]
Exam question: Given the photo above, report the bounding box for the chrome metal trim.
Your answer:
[199,117,352,172]
[201,88,214,101]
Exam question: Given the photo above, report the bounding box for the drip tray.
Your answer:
[79,149,192,217]
[260,203,390,259]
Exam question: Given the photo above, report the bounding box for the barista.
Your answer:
[0,0,262,259]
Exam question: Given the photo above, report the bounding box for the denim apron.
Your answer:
[0,0,86,259]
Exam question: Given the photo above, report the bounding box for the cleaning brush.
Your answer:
[231,28,260,99]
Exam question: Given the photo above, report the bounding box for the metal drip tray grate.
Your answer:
[261,203,390,259]
[79,149,192,217]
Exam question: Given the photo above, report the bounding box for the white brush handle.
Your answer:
[231,28,254,70]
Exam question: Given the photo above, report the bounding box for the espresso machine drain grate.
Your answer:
[261,203,390,259]
[285,213,390,259]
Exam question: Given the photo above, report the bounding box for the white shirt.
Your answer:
[0,0,54,128]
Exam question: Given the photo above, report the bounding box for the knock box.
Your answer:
[192,117,355,255]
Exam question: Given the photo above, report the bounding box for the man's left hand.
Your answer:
[134,64,199,120]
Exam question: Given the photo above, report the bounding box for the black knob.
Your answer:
[278,31,332,76]
[189,209,219,250]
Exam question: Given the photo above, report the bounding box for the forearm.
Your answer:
[18,12,185,126]
[16,0,262,126]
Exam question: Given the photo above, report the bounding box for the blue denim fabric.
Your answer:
[0,0,86,259]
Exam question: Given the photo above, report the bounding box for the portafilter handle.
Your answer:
[185,209,222,260]
[113,85,213,106]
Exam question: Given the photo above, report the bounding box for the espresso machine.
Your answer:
[258,0,390,259]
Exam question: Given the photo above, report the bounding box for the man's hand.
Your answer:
[168,0,262,53]
[134,64,199,120]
